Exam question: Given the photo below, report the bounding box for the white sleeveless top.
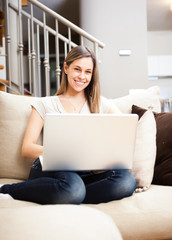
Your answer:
[32,96,113,119]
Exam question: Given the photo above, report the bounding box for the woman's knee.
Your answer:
[52,172,86,204]
[107,169,136,200]
[117,170,136,197]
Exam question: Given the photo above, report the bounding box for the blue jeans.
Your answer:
[0,158,136,204]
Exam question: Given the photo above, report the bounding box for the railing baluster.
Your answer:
[94,42,98,59]
[47,30,50,95]
[4,0,11,89]
[64,42,67,58]
[43,11,50,96]
[27,18,32,93]
[80,35,84,46]
[55,19,61,90]
[68,27,71,52]
[37,24,41,97]
[18,0,24,94]
[31,3,36,96]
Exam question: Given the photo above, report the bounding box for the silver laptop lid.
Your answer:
[42,113,138,171]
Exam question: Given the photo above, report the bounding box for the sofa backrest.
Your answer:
[0,92,42,180]
[0,86,161,180]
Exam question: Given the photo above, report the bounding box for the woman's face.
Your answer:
[64,57,93,94]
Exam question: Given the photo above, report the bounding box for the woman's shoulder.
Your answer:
[41,95,58,101]
[34,95,59,105]
[31,96,61,119]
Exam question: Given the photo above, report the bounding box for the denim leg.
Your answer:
[1,173,86,204]
[82,169,136,204]
[0,159,86,205]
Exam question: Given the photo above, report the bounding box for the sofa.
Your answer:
[0,86,172,240]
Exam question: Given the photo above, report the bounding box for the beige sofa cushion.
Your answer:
[89,185,172,240]
[0,92,41,180]
[0,185,172,240]
[0,205,122,240]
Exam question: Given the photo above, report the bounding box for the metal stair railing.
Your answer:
[4,0,105,96]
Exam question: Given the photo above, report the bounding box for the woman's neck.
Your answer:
[58,89,86,113]
[63,89,85,100]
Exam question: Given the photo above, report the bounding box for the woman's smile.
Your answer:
[74,80,86,87]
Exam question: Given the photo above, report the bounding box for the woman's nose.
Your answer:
[79,71,85,79]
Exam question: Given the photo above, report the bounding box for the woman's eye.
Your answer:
[86,71,92,74]
[75,68,80,71]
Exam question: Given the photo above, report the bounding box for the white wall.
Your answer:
[147,31,172,98]
[147,31,172,55]
[80,0,148,98]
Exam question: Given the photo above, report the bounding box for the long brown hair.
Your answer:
[55,46,101,113]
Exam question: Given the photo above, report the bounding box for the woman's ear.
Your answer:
[64,62,68,74]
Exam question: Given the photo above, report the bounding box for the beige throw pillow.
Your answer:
[109,86,161,113]
[132,109,157,190]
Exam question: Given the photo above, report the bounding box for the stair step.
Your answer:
[0,85,5,91]
[0,79,9,85]
[0,65,4,69]
[0,80,33,95]
[22,0,28,6]
[0,79,9,91]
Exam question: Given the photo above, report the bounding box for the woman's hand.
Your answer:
[22,108,44,159]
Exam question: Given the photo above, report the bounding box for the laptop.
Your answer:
[40,113,138,171]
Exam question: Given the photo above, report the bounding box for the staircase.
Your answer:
[0,0,105,97]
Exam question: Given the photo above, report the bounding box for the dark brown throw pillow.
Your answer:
[132,105,172,186]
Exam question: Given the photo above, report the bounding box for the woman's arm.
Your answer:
[21,107,44,159]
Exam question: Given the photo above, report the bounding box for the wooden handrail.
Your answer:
[28,0,105,48]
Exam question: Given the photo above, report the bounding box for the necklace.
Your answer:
[68,97,85,113]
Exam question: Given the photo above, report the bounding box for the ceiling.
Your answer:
[23,0,172,32]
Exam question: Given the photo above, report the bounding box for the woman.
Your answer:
[0,46,136,204]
